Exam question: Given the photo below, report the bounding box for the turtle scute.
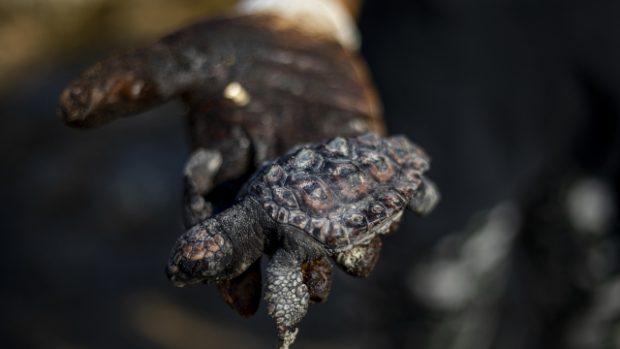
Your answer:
[244,133,431,250]
[321,137,350,157]
[359,151,396,183]
[326,161,371,201]
[365,202,388,225]
[289,175,334,214]
[288,148,323,170]
[262,163,287,184]
[272,187,298,209]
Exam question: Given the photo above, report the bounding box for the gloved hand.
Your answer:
[59,1,384,348]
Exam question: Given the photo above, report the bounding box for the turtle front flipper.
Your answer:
[183,148,223,228]
[334,236,382,277]
[408,176,440,216]
[265,249,309,349]
[217,257,263,317]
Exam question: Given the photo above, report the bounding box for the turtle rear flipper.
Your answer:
[408,177,440,216]
[334,236,382,277]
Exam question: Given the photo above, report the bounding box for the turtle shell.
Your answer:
[243,133,430,251]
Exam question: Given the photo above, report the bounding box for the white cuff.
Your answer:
[237,0,360,51]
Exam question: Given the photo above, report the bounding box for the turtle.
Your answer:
[58,2,384,321]
[166,132,440,348]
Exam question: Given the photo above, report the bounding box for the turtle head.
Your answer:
[166,220,234,287]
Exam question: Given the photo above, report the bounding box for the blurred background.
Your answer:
[1,0,619,348]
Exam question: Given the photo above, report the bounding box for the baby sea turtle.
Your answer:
[167,133,439,348]
[58,9,384,322]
